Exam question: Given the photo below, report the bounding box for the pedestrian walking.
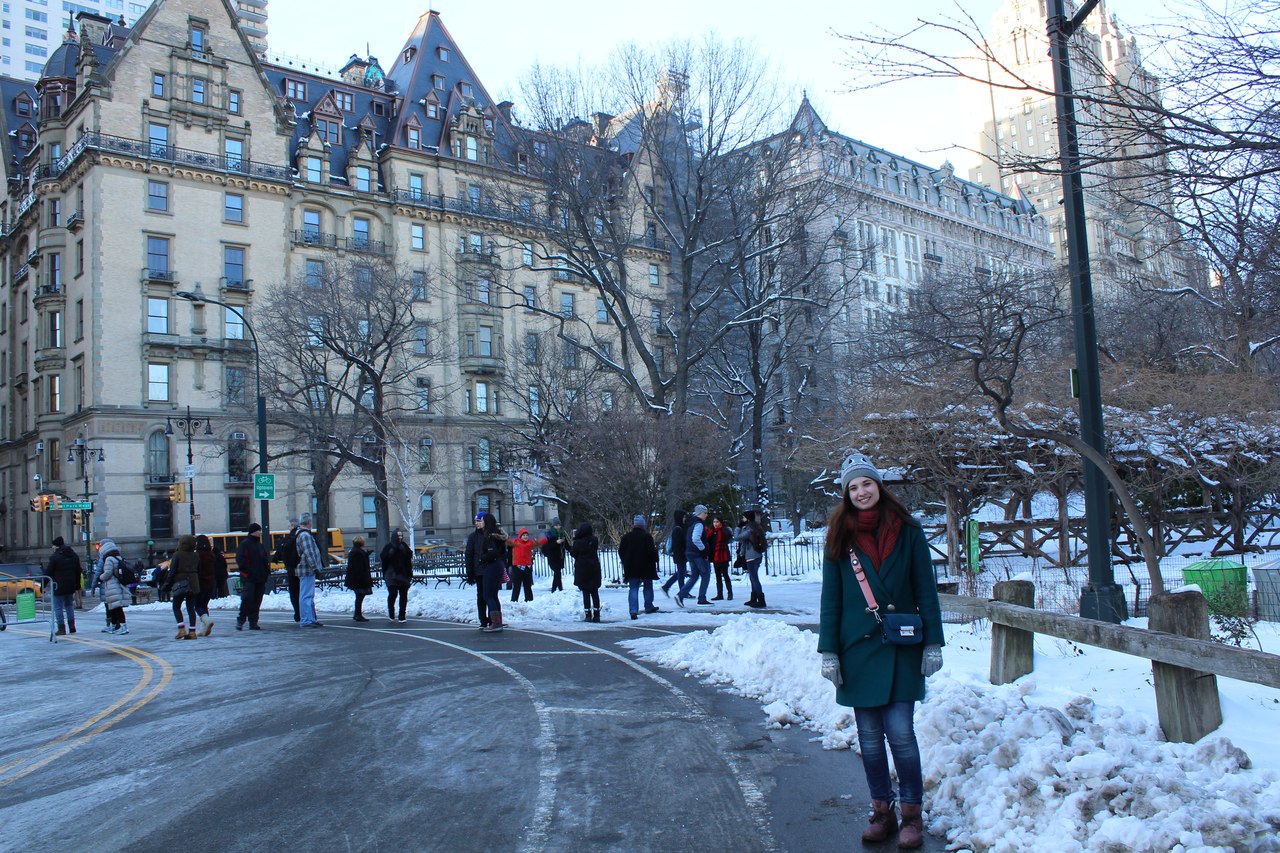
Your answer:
[168,534,201,640]
[235,523,270,630]
[345,537,373,622]
[96,539,130,635]
[674,505,712,607]
[380,528,413,623]
[571,521,602,622]
[47,536,82,636]
[709,516,733,601]
[272,520,302,623]
[476,513,508,632]
[464,512,489,629]
[194,534,217,637]
[509,528,536,602]
[295,514,324,628]
[619,515,660,620]
[539,517,567,593]
[818,452,944,850]
[734,510,769,608]
[660,509,687,597]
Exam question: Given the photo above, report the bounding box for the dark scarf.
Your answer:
[849,508,902,571]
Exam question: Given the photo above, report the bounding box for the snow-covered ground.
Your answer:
[115,570,1280,852]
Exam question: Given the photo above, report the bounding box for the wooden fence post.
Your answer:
[1148,591,1223,743]
[990,579,1035,685]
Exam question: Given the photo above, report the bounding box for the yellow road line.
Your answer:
[0,632,174,787]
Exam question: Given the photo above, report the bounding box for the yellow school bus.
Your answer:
[204,528,346,570]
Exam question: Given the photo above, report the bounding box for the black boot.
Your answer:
[592,609,601,623]
[584,609,593,622]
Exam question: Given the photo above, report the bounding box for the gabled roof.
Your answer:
[382,10,518,160]
[0,76,37,172]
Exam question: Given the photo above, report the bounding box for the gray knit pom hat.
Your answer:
[839,451,883,493]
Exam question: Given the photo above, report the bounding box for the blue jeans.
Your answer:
[853,701,924,805]
[627,579,654,615]
[663,559,687,592]
[481,563,504,617]
[744,558,763,599]
[53,593,75,629]
[298,574,317,625]
[677,555,711,601]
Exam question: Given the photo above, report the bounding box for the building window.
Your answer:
[191,78,206,104]
[223,246,246,287]
[361,494,377,530]
[305,156,323,183]
[475,381,489,414]
[224,193,244,223]
[189,24,206,54]
[146,297,168,334]
[437,46,450,62]
[408,173,424,198]
[596,298,608,323]
[465,137,478,161]
[228,496,250,532]
[228,436,248,481]
[528,387,541,418]
[523,285,536,311]
[525,333,538,365]
[285,79,307,100]
[413,324,429,356]
[149,497,173,539]
[151,72,165,98]
[226,366,245,405]
[315,117,339,144]
[352,217,370,248]
[407,127,420,149]
[224,306,245,340]
[432,74,444,90]
[228,89,240,114]
[411,271,427,301]
[47,197,60,227]
[224,138,244,171]
[48,310,61,347]
[302,208,321,239]
[147,180,169,212]
[305,259,324,289]
[147,363,170,401]
[562,339,579,369]
[560,293,574,318]
[418,438,433,472]
[148,123,169,156]
[146,236,170,277]
[419,492,435,527]
[649,263,660,286]
[415,377,431,411]
[355,166,372,192]
[48,375,61,413]
[522,242,534,266]
[335,92,354,112]
[411,223,425,251]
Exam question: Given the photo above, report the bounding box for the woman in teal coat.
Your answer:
[818,452,944,850]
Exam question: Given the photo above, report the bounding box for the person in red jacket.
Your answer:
[709,516,733,601]
[509,528,537,602]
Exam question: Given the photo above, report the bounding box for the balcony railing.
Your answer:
[13,264,29,284]
[143,267,178,283]
[221,277,252,290]
[291,229,337,248]
[146,473,176,485]
[65,209,84,231]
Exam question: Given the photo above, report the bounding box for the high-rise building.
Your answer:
[966,0,1197,294]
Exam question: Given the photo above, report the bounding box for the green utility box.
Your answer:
[1182,558,1248,615]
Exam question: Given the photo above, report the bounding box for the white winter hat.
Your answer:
[839,451,883,493]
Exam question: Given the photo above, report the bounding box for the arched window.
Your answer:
[147,431,171,482]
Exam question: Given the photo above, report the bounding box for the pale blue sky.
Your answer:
[265,0,1173,171]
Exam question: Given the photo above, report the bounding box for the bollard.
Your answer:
[1148,590,1223,743]
[990,579,1035,685]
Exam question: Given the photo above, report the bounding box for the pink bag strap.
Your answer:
[849,550,881,615]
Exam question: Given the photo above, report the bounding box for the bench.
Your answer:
[412,551,467,588]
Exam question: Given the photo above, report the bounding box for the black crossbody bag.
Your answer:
[850,551,923,645]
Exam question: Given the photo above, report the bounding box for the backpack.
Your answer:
[278,530,300,568]
[113,557,138,586]
[751,526,768,553]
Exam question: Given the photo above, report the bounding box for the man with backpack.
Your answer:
[47,536,82,635]
[272,519,301,622]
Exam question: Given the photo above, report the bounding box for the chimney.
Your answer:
[591,112,614,136]
[497,100,514,123]
[75,11,112,46]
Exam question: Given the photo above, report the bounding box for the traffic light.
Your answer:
[169,482,187,503]
[48,495,62,511]
[30,496,41,512]
[73,509,84,526]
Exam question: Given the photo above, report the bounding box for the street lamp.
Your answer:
[165,405,213,537]
[1047,0,1126,622]
[176,289,269,536]
[66,436,105,571]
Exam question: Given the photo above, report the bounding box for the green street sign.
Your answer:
[61,500,93,511]
[966,518,981,574]
[253,473,276,501]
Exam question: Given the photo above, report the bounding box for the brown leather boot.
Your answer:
[861,800,898,844]
[897,802,924,850]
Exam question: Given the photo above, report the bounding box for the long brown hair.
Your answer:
[824,481,918,561]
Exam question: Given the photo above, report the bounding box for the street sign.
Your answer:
[61,500,93,511]
[184,463,198,480]
[253,473,276,501]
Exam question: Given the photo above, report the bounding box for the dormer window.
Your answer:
[460,82,473,99]
[285,79,307,101]
[407,127,420,149]
[15,94,32,116]
[189,25,206,56]
[315,118,340,144]
[403,47,415,64]
[335,92,353,112]
[432,75,445,90]
[427,103,440,120]
[437,46,450,62]
[17,128,34,148]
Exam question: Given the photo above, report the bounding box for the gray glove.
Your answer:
[922,644,943,677]
[821,652,843,687]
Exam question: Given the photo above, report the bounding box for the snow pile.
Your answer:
[623,617,1280,853]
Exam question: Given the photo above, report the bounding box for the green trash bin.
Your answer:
[15,589,36,620]
[1183,558,1248,615]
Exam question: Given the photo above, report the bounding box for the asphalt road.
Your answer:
[1,610,947,852]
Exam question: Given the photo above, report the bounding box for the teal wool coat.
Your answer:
[817,522,945,707]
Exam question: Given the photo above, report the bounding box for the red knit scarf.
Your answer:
[849,509,901,571]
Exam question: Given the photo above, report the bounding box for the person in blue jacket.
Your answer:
[818,452,944,850]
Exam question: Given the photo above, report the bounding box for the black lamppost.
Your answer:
[176,289,269,535]
[165,406,212,537]
[1047,0,1126,622]
[66,436,105,570]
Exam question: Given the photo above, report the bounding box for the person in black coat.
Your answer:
[380,528,414,623]
[47,536,82,636]
[619,515,660,620]
[235,523,270,630]
[661,509,688,597]
[476,513,509,632]
[571,522,603,623]
[464,512,489,629]
[345,537,373,622]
